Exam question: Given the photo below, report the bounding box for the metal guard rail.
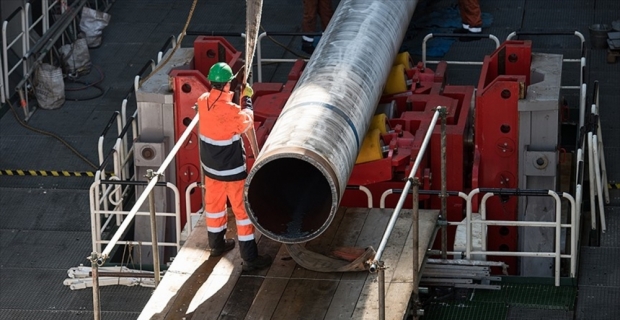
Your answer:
[89,176,182,254]
[377,185,579,286]
[422,33,500,68]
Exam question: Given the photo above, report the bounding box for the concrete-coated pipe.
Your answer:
[245,0,418,244]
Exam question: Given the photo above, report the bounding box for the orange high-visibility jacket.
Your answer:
[197,89,252,181]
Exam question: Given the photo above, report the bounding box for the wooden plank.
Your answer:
[190,231,269,318]
[243,244,296,319]
[270,207,369,319]
[351,209,414,320]
[139,212,238,319]
[245,206,349,320]
[138,217,213,320]
[142,207,436,320]
[218,236,281,319]
[384,209,438,320]
[324,207,392,319]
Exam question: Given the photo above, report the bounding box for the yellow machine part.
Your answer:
[383,64,408,95]
[369,113,388,134]
[393,51,412,68]
[356,128,383,164]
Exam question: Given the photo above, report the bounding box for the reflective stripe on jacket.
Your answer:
[197,89,252,181]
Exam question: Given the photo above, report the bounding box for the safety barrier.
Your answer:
[378,187,579,284]
[2,0,88,120]
[2,4,29,103]
[506,31,586,91]
[86,103,199,319]
[89,174,182,254]
[587,81,610,233]
[367,107,444,320]
[421,33,500,68]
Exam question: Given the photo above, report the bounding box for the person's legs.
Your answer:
[204,177,235,256]
[302,0,318,34]
[302,0,319,53]
[458,0,482,31]
[226,180,272,271]
[317,0,334,31]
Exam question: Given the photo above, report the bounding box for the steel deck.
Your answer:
[1,0,619,319]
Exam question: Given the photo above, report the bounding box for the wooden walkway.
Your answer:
[139,207,439,320]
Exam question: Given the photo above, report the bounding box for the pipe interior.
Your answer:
[247,158,333,242]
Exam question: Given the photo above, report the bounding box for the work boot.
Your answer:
[301,35,315,54]
[242,254,273,271]
[301,40,315,54]
[208,230,235,257]
[210,239,235,257]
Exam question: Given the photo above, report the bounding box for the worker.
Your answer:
[454,0,482,37]
[197,62,272,271]
[301,0,334,54]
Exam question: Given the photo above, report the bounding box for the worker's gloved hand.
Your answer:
[243,84,254,98]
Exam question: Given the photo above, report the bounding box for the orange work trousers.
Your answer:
[302,0,334,33]
[204,176,255,242]
[458,0,482,27]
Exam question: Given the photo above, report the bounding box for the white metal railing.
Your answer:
[466,189,578,286]
[2,4,28,102]
[256,32,314,82]
[422,33,500,68]
[587,81,609,232]
[5,0,86,120]
[378,186,579,286]
[1,0,64,103]
[89,172,182,254]
[94,95,137,228]
[367,107,443,320]
[0,53,5,103]
[506,31,585,91]
[87,111,200,319]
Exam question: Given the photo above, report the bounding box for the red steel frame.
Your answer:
[473,40,532,273]
[170,37,536,275]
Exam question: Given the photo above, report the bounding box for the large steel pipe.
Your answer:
[245,0,418,243]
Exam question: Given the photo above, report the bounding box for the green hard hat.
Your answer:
[208,62,235,83]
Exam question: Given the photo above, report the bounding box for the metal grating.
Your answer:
[506,306,573,320]
[0,135,96,172]
[0,269,80,310]
[0,189,91,231]
[600,206,620,247]
[2,230,92,269]
[0,0,618,319]
[578,247,620,286]
[66,286,153,313]
[424,301,509,320]
[0,310,141,320]
[473,283,577,310]
[575,286,620,320]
